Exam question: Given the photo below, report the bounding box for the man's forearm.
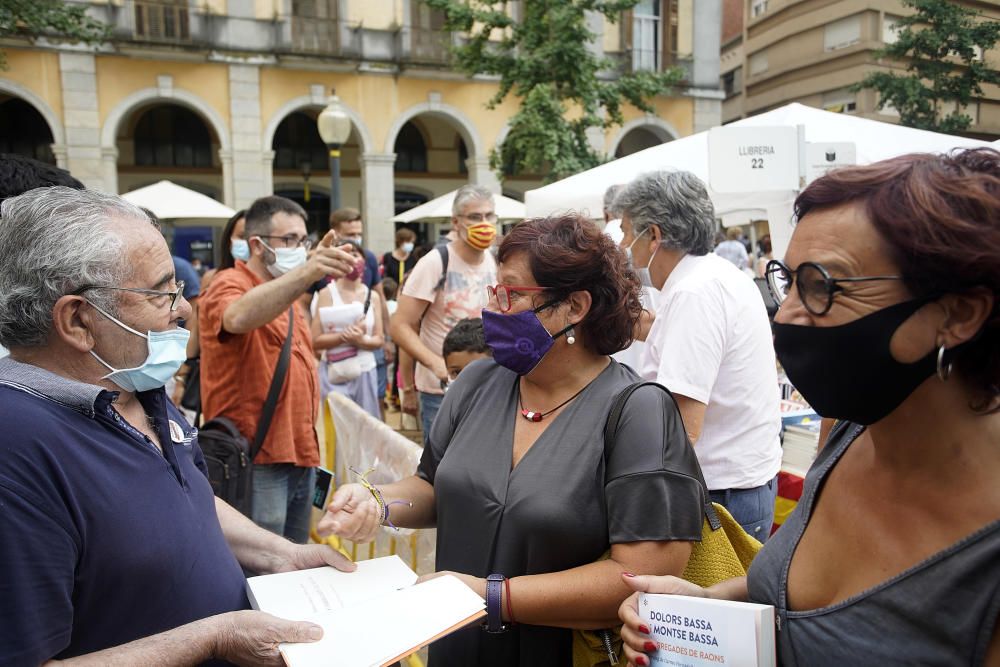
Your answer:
[390,318,441,371]
[223,269,314,334]
[215,497,292,574]
[45,616,217,667]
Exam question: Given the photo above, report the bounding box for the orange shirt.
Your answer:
[199,263,320,467]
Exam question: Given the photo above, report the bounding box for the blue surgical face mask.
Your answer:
[401,242,415,254]
[87,301,190,393]
[257,238,307,277]
[230,238,250,262]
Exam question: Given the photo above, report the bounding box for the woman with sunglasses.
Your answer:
[319,214,705,666]
[619,148,1000,666]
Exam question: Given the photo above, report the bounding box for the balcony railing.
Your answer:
[133,1,190,43]
[408,26,451,64]
[290,16,341,54]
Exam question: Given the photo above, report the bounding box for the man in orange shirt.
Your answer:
[200,196,354,542]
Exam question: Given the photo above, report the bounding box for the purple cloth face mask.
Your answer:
[481,304,572,376]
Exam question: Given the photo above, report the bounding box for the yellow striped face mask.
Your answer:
[464,222,497,250]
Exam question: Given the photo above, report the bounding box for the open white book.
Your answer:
[638,593,775,667]
[247,555,485,667]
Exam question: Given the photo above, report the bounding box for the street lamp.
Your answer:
[316,89,352,216]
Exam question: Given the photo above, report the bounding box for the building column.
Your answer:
[360,152,397,256]
[262,150,276,200]
[58,53,104,191]
[691,0,722,90]
[220,150,235,209]
[101,147,119,195]
[228,64,267,208]
[692,91,724,132]
[466,156,501,194]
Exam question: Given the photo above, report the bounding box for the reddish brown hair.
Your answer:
[795,148,1000,411]
[498,214,642,355]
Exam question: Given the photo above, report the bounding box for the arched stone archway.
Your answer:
[0,79,66,167]
[608,117,679,158]
[101,87,231,201]
[263,95,374,232]
[384,101,483,159]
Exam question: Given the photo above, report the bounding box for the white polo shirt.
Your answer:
[640,253,782,491]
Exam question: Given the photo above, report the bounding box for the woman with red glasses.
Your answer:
[319,214,704,666]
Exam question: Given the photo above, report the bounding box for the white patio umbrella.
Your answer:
[392,189,526,223]
[121,180,235,222]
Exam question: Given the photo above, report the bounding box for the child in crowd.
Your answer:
[441,318,492,384]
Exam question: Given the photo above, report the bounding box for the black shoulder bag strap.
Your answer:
[251,306,295,460]
[363,285,372,314]
[433,244,449,291]
[603,380,722,530]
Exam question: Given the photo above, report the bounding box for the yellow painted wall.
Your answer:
[347,0,401,29]
[0,49,63,126]
[677,0,694,55]
[95,56,231,134]
[603,14,624,53]
[253,0,280,20]
[612,95,695,142]
[260,69,520,154]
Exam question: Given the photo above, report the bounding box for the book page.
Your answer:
[279,574,486,667]
[319,303,364,332]
[246,555,418,622]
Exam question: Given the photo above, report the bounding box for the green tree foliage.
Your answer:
[853,0,1000,133]
[0,0,110,69]
[423,0,683,181]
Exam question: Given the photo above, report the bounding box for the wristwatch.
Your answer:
[483,573,508,633]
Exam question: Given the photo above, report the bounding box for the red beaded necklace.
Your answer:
[518,382,591,422]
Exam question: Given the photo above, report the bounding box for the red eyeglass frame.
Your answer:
[485,284,549,313]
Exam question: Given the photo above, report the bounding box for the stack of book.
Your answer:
[780,407,820,477]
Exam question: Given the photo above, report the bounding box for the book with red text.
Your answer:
[638,593,775,667]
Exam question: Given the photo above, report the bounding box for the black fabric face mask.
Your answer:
[772,298,936,426]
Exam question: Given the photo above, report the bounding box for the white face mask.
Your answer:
[87,301,190,393]
[626,228,658,289]
[256,238,307,277]
[401,242,415,254]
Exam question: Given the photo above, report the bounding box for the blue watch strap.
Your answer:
[485,573,506,633]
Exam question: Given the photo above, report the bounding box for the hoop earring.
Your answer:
[936,345,952,382]
[566,327,576,345]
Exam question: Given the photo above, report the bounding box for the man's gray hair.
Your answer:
[616,170,716,256]
[0,186,152,348]
[603,184,626,217]
[452,184,494,216]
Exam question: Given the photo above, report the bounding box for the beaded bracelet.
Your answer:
[349,466,411,531]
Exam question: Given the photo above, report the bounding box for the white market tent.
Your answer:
[524,103,992,258]
[121,180,236,223]
[393,188,526,223]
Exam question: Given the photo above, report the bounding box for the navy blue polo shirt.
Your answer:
[0,358,249,664]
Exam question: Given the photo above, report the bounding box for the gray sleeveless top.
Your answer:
[748,422,1000,666]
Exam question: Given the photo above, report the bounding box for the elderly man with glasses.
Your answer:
[0,187,356,665]
[199,195,355,543]
[616,170,783,543]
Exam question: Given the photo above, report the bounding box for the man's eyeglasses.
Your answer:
[765,259,902,316]
[485,284,548,313]
[72,281,187,311]
[461,212,498,224]
[257,234,313,250]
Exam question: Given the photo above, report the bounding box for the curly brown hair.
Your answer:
[795,148,1000,412]
[498,214,642,356]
